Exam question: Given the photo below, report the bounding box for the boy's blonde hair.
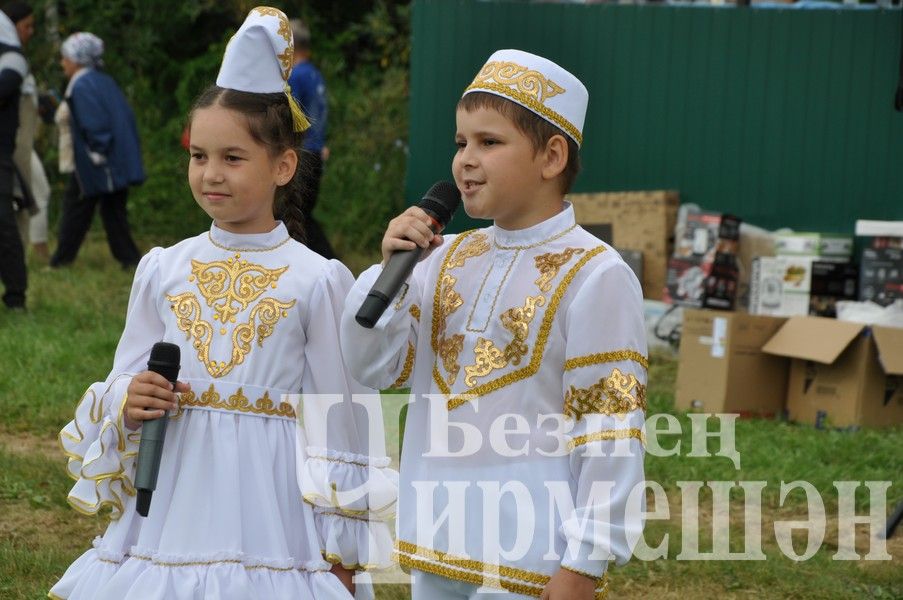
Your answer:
[457,91,581,194]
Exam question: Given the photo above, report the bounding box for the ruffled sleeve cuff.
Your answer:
[58,374,140,520]
[300,447,398,569]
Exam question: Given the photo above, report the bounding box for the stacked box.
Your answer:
[859,246,903,306]
[664,213,741,308]
[773,232,853,262]
[570,191,678,300]
[750,257,857,318]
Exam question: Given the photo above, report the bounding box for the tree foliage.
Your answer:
[24,0,411,256]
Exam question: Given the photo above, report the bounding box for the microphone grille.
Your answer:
[149,342,180,366]
[419,181,461,226]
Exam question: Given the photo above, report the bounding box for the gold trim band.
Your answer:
[564,350,649,371]
[395,540,609,598]
[465,81,583,146]
[568,428,645,451]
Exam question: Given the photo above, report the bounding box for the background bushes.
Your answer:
[25,0,411,260]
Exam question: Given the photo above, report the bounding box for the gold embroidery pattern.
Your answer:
[500,295,545,365]
[430,235,478,385]
[253,6,284,18]
[437,274,464,337]
[464,337,506,387]
[448,232,489,268]
[277,47,293,80]
[438,334,465,385]
[494,223,578,251]
[391,342,416,389]
[463,295,545,387]
[438,246,607,410]
[465,80,582,146]
[189,257,287,324]
[568,428,646,451]
[250,5,293,76]
[564,369,647,421]
[169,292,295,378]
[176,384,295,419]
[410,304,421,322]
[168,256,295,378]
[394,540,609,599]
[471,61,566,103]
[431,232,476,354]
[461,244,579,387]
[535,248,585,292]
[564,350,649,372]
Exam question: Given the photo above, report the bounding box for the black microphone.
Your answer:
[135,342,180,517]
[355,181,461,328]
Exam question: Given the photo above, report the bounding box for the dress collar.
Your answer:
[207,222,292,252]
[492,202,576,249]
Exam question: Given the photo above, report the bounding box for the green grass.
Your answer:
[1,234,901,599]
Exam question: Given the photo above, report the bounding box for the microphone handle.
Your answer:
[356,246,424,328]
[135,375,178,517]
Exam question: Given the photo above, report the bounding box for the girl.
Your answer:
[51,8,396,600]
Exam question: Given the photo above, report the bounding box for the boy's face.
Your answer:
[453,105,548,230]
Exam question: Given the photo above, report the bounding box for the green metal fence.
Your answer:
[407,0,903,234]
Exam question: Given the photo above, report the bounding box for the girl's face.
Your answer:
[188,104,297,235]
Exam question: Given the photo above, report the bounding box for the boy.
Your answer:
[341,49,646,599]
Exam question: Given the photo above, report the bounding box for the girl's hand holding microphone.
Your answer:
[124,371,191,430]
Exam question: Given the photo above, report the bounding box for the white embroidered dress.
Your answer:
[52,223,397,600]
[340,205,646,598]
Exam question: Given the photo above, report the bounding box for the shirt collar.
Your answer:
[208,221,291,252]
[492,202,576,249]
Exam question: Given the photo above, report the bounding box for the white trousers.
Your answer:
[410,569,534,600]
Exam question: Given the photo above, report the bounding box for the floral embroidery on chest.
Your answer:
[431,228,605,409]
[167,252,296,378]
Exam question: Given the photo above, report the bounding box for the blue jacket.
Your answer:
[68,69,145,197]
[288,61,327,153]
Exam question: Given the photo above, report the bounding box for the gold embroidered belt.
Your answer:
[173,380,298,421]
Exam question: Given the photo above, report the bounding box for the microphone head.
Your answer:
[149,342,180,366]
[147,342,180,382]
[418,181,461,228]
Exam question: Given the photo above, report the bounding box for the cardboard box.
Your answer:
[749,257,857,318]
[762,317,903,429]
[570,190,678,300]
[774,232,853,260]
[676,309,789,416]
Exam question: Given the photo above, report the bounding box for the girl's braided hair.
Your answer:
[189,85,309,243]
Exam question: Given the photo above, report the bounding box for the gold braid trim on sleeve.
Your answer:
[564,368,647,421]
[564,350,648,371]
[568,428,646,451]
[390,342,416,389]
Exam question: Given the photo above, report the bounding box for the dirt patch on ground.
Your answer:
[1,499,105,554]
[0,430,61,459]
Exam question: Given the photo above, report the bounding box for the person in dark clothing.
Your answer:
[50,32,144,269]
[0,7,28,308]
[287,18,336,259]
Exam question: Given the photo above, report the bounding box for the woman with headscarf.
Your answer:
[50,32,144,269]
[0,3,28,308]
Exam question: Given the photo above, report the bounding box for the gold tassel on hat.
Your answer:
[284,84,311,133]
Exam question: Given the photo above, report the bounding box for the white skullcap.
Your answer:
[463,49,588,146]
